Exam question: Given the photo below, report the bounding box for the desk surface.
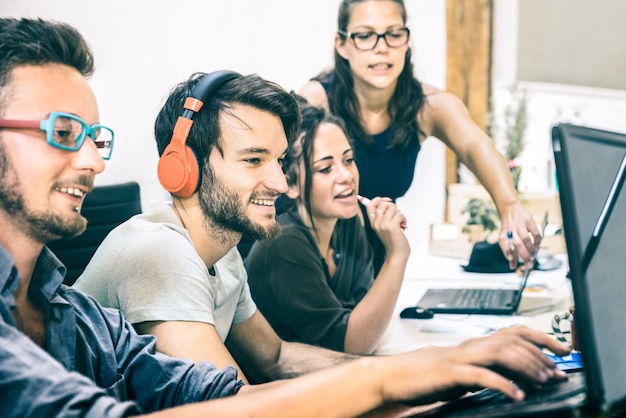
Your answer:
[374,246,572,355]
[363,245,626,417]
[364,247,576,417]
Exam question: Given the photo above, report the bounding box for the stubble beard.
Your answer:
[0,143,88,243]
[199,164,281,244]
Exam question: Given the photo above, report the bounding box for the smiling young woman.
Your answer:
[245,99,410,355]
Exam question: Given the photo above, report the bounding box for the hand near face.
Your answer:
[364,196,409,257]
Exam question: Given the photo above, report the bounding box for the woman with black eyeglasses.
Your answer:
[299,0,540,274]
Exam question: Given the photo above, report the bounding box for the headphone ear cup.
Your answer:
[157,141,200,198]
[158,71,241,198]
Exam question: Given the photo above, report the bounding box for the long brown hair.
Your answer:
[314,0,425,151]
[283,95,348,235]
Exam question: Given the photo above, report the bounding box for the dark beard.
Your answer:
[0,143,88,242]
[198,163,281,241]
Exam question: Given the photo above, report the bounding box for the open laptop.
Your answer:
[416,214,548,315]
[410,123,626,417]
[415,263,532,315]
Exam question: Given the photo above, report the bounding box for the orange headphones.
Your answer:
[157,70,242,198]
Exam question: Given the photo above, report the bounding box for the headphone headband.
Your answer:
[182,70,241,117]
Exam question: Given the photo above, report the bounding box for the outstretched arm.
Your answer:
[424,90,541,268]
[147,326,570,418]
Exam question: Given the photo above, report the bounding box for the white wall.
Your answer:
[3,0,448,250]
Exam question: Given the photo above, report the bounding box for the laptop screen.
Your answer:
[553,123,626,411]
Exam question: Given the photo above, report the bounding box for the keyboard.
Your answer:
[453,288,517,308]
[419,372,586,417]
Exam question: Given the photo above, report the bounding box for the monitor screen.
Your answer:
[552,123,626,410]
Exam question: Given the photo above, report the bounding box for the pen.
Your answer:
[357,195,406,230]
[507,229,514,252]
[356,194,372,206]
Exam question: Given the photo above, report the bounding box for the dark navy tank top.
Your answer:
[320,76,421,201]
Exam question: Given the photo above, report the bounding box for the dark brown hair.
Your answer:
[314,0,425,150]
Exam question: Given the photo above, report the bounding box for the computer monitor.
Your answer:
[553,123,626,410]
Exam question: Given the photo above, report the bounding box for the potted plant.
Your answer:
[487,84,529,191]
[461,197,499,242]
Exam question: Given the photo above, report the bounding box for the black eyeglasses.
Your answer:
[0,111,114,160]
[338,27,410,51]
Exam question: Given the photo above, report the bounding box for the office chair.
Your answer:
[48,181,142,286]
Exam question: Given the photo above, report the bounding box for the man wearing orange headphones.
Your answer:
[75,71,360,383]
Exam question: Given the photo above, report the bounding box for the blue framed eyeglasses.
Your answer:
[0,111,114,160]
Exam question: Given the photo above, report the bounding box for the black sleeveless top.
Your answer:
[320,75,421,201]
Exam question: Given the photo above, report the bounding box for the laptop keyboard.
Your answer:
[454,288,517,308]
[419,288,518,311]
[423,372,586,417]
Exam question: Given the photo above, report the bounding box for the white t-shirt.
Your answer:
[74,203,256,341]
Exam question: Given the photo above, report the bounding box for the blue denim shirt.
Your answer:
[0,245,243,418]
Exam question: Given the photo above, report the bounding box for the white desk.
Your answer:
[374,246,573,355]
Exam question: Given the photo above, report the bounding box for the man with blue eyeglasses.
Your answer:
[0,111,114,160]
[0,16,571,418]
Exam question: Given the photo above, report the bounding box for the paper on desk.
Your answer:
[518,273,572,314]
[420,314,528,336]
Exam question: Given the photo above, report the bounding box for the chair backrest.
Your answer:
[48,181,142,286]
